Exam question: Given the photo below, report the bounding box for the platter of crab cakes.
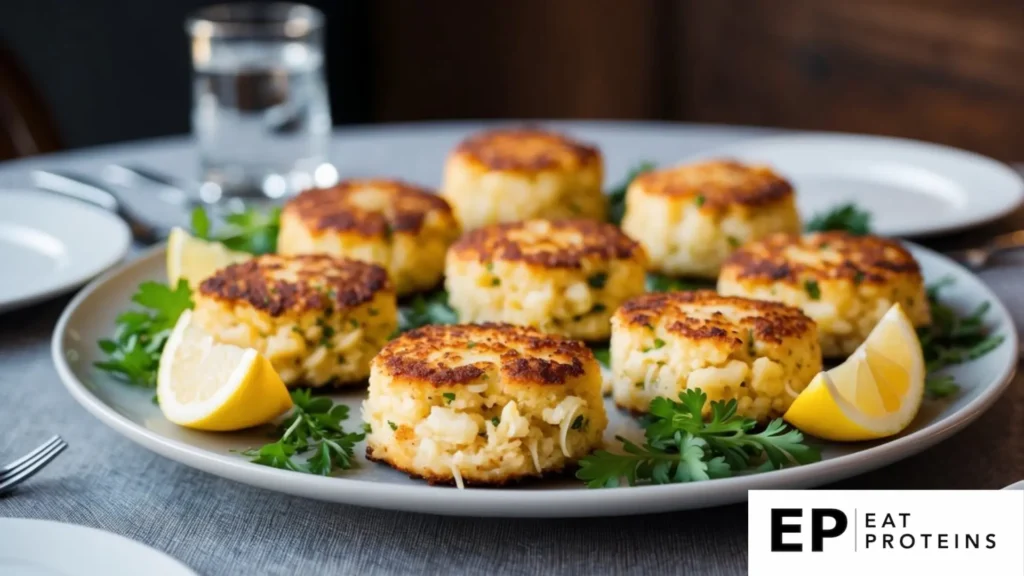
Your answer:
[52,125,1018,517]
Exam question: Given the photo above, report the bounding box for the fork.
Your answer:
[946,230,1024,270]
[0,436,68,496]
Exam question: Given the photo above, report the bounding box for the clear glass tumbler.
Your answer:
[187,3,335,202]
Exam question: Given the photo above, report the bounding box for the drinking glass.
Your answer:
[187,3,337,202]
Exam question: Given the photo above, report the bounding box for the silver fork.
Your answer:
[0,436,68,496]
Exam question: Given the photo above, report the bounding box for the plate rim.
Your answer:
[685,132,1024,238]
[0,517,198,575]
[0,189,131,313]
[51,244,1019,518]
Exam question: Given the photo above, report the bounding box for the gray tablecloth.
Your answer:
[1,124,1023,576]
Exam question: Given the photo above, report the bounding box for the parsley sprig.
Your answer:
[95,280,194,387]
[241,389,364,475]
[645,273,713,293]
[920,278,1004,398]
[398,289,458,333]
[191,205,281,254]
[607,161,656,225]
[805,203,872,235]
[578,389,819,488]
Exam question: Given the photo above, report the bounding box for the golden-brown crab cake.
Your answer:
[277,179,461,296]
[717,232,930,357]
[444,219,647,341]
[193,254,398,387]
[621,160,801,278]
[363,323,607,487]
[441,128,606,230]
[610,291,821,422]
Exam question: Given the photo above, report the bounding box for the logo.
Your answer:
[749,491,1023,576]
[770,508,847,552]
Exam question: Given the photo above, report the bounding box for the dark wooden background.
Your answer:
[2,0,1022,160]
[369,0,1024,161]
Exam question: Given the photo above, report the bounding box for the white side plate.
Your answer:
[0,190,130,313]
[0,518,196,576]
[688,133,1024,238]
[51,243,1018,517]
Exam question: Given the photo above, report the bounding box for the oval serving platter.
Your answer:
[52,244,1017,518]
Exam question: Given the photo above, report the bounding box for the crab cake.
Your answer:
[193,254,397,387]
[277,179,461,296]
[621,160,801,278]
[717,232,930,357]
[363,323,607,487]
[441,128,606,230]
[445,219,647,341]
[610,291,821,422]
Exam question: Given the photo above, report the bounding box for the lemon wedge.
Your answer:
[167,227,251,289]
[783,303,925,441]
[157,309,292,431]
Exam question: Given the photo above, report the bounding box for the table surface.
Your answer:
[1,121,1023,576]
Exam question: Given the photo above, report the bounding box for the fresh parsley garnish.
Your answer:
[590,345,611,368]
[919,278,1005,398]
[442,392,456,404]
[95,280,194,387]
[192,205,281,254]
[805,203,872,235]
[398,289,458,333]
[190,206,211,239]
[587,273,609,289]
[577,389,819,488]
[240,389,364,475]
[607,161,656,225]
[645,274,713,293]
[804,280,821,300]
[694,195,706,208]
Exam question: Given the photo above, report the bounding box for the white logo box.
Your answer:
[748,490,1023,576]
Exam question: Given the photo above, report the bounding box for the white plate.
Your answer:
[0,518,196,576]
[0,191,130,313]
[688,133,1024,238]
[52,245,1017,518]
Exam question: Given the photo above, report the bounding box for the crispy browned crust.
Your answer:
[198,254,391,317]
[615,290,815,345]
[451,128,600,172]
[449,219,643,269]
[630,160,793,209]
[375,323,594,387]
[365,446,577,487]
[721,232,922,285]
[282,179,454,237]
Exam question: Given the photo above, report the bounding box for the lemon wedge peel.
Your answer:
[157,310,293,431]
[783,304,925,442]
[166,227,252,289]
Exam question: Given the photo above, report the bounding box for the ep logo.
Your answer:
[771,508,848,552]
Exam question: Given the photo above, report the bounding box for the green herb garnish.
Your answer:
[919,278,1005,397]
[590,345,611,368]
[694,195,706,208]
[645,274,713,293]
[607,161,656,225]
[805,203,872,235]
[587,273,609,289]
[491,417,501,427]
[240,389,363,475]
[191,205,281,254]
[398,289,458,333]
[443,392,456,404]
[577,389,819,487]
[388,421,398,431]
[95,280,194,387]
[190,206,211,239]
[804,280,821,300]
